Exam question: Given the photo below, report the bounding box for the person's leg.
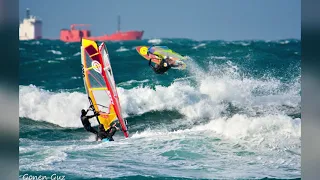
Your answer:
[85,126,98,134]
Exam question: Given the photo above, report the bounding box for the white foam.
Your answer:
[118,79,149,87]
[116,46,129,52]
[192,43,206,49]
[231,42,251,46]
[209,56,228,60]
[19,85,93,127]
[55,57,66,60]
[241,42,251,46]
[130,114,300,144]
[279,40,290,44]
[19,60,300,132]
[47,50,62,55]
[20,145,70,171]
[30,41,41,45]
[20,73,300,130]
[148,38,162,44]
[71,76,81,80]
[73,52,81,56]
[48,60,59,64]
[204,114,301,140]
[43,149,68,166]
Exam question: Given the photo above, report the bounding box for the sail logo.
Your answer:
[140,46,148,55]
[100,113,109,119]
[91,60,102,74]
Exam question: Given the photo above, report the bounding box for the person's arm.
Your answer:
[95,111,100,116]
[149,59,161,74]
[86,105,94,113]
[87,114,97,119]
[87,111,100,119]
[149,59,156,69]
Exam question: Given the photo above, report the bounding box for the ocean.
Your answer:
[19,38,301,180]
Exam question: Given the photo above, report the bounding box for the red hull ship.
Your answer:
[60,16,144,42]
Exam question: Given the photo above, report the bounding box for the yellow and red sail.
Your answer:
[81,38,128,138]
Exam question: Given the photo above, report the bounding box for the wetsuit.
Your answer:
[149,58,171,74]
[81,112,100,134]
[105,126,118,141]
[97,125,108,140]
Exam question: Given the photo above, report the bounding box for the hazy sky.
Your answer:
[19,0,301,41]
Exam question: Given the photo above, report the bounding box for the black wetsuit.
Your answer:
[81,112,99,134]
[149,58,171,74]
[97,126,108,140]
[105,127,118,141]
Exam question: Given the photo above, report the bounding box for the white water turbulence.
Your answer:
[19,55,300,179]
[19,59,300,128]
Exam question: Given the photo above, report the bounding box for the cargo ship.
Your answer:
[19,8,43,40]
[60,16,144,42]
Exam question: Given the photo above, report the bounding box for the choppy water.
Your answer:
[19,38,301,179]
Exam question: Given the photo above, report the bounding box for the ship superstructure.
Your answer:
[19,8,42,40]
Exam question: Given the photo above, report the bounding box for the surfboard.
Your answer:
[81,38,129,138]
[136,46,187,69]
[102,138,110,142]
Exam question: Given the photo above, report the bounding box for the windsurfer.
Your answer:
[148,56,179,74]
[80,107,100,135]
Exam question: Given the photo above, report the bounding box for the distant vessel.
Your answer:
[19,8,42,40]
[60,16,144,42]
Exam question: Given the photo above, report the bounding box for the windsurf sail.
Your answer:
[149,46,186,61]
[81,38,129,138]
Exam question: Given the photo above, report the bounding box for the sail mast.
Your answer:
[117,15,121,32]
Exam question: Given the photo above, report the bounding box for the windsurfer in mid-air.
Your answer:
[148,56,171,74]
[80,106,100,135]
[147,46,179,74]
[148,56,180,74]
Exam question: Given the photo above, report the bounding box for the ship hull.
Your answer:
[60,30,144,42]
